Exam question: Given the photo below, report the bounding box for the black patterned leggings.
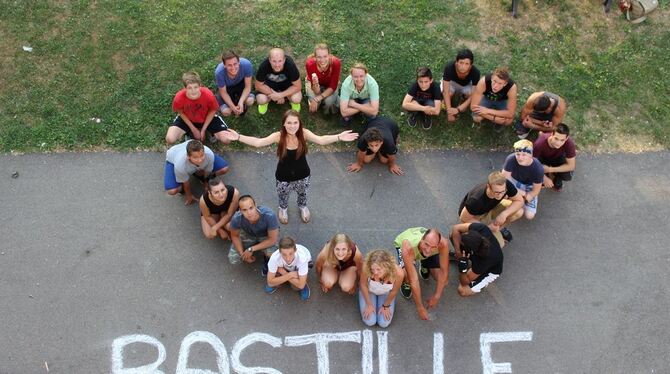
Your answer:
[276,175,310,209]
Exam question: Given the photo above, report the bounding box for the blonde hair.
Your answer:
[488,171,507,186]
[350,62,368,75]
[363,249,397,283]
[182,71,202,87]
[513,139,533,150]
[324,233,356,266]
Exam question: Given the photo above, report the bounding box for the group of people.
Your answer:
[161,44,578,327]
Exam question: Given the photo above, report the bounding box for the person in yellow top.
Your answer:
[393,227,450,321]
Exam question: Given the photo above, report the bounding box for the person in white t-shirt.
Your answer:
[265,236,312,300]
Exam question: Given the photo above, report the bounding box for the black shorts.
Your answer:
[171,115,228,136]
[215,81,246,107]
[395,247,441,269]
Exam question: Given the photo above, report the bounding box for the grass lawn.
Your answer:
[1,0,669,153]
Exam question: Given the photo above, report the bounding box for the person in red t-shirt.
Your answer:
[304,43,342,115]
[532,123,576,192]
[165,71,230,145]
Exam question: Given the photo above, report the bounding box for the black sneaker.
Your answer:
[400,282,412,299]
[421,114,432,130]
[419,265,430,280]
[406,112,417,127]
[500,227,513,243]
[340,116,353,127]
[552,177,563,192]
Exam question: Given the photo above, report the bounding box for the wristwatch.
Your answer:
[246,246,253,252]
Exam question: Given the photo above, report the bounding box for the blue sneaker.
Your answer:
[299,284,311,301]
[264,284,277,294]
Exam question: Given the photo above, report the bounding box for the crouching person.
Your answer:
[265,236,312,301]
[451,222,504,297]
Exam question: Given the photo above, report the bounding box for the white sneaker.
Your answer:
[278,207,288,224]
[299,206,310,223]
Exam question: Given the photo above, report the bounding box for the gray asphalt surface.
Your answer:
[1,149,669,374]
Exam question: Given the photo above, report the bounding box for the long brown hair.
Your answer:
[277,109,307,160]
[324,233,356,266]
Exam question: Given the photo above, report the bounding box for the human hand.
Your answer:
[338,130,359,142]
[389,164,404,176]
[417,306,430,321]
[425,295,440,309]
[347,163,362,172]
[380,306,392,321]
[543,175,554,188]
[200,129,207,141]
[221,129,239,142]
[320,281,329,293]
[493,212,507,227]
[363,303,374,320]
[447,107,459,116]
[190,130,202,141]
[308,99,318,113]
[232,104,243,116]
[240,250,254,263]
[311,73,320,87]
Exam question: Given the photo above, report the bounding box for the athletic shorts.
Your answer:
[470,272,500,293]
[216,82,255,111]
[395,247,440,270]
[163,155,229,191]
[507,177,538,215]
[170,115,228,136]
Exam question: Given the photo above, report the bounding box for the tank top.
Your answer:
[484,74,515,102]
[368,278,393,296]
[275,148,311,182]
[203,184,235,215]
[337,246,357,272]
[531,91,560,120]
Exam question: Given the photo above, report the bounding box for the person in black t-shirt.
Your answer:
[401,67,442,130]
[458,171,524,241]
[347,117,403,175]
[470,67,518,129]
[254,48,303,115]
[441,49,480,123]
[451,222,504,296]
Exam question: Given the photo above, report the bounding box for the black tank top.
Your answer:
[484,74,515,102]
[203,184,235,215]
[275,149,310,182]
[337,246,358,272]
[531,91,560,120]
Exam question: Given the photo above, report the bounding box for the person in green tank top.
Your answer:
[393,227,450,321]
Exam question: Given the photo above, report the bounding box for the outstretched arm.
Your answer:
[303,128,358,145]
[221,129,280,148]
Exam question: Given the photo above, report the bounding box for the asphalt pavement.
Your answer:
[1,149,669,373]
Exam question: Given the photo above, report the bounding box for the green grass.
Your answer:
[1,0,669,153]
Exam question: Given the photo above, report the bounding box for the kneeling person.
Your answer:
[451,222,504,297]
[347,117,403,175]
[316,234,363,294]
[394,227,450,321]
[265,236,312,301]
